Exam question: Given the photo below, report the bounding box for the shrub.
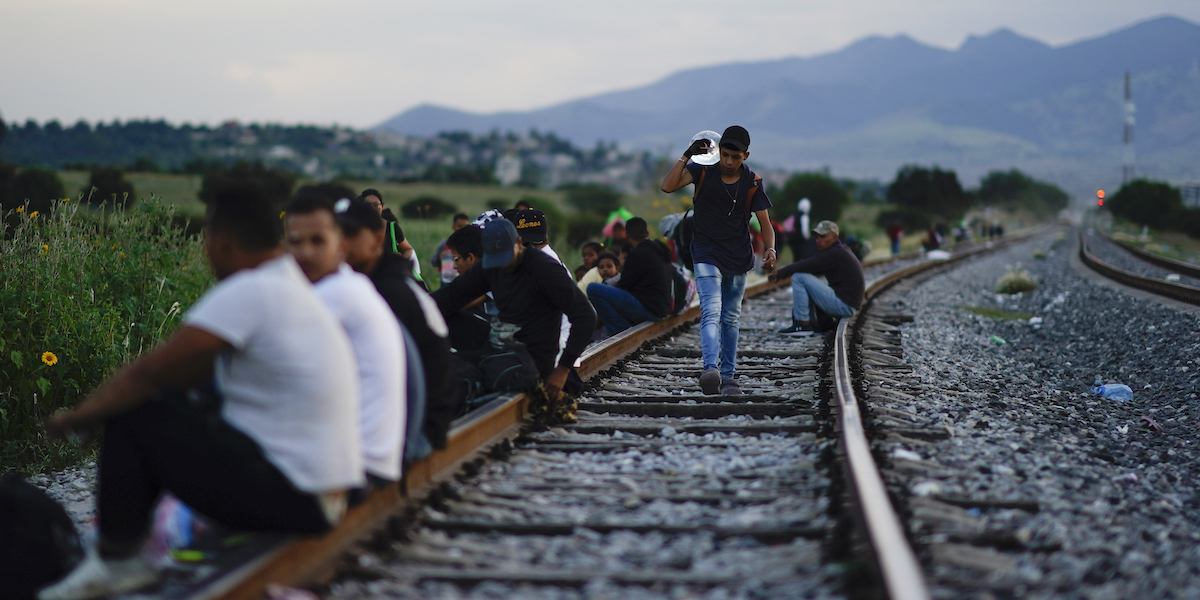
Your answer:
[560,183,621,216]
[401,195,458,220]
[83,167,135,208]
[775,172,851,223]
[565,213,608,247]
[9,167,67,216]
[198,161,295,207]
[295,181,355,203]
[995,266,1038,294]
[0,198,212,472]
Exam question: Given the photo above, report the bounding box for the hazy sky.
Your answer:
[2,0,1198,129]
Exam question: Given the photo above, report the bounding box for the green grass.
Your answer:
[994,266,1038,295]
[959,305,1034,321]
[1,198,212,473]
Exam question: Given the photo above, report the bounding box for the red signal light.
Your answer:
[1097,190,1105,207]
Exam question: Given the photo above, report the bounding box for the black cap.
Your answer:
[720,125,750,152]
[482,218,520,268]
[333,197,384,233]
[511,208,547,244]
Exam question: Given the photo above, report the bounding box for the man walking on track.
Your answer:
[769,220,864,336]
[660,125,776,396]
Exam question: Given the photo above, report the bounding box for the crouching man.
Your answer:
[768,220,864,335]
[41,184,363,600]
[432,219,596,402]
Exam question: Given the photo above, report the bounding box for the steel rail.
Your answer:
[829,238,1023,600]
[1096,229,1200,280]
[1079,231,1200,307]
[189,229,1044,600]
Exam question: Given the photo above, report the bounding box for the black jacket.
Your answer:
[432,244,597,378]
[367,252,457,448]
[617,239,674,318]
[774,240,866,310]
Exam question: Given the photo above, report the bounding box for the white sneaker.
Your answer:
[38,551,158,600]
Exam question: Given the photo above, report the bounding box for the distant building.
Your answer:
[495,153,522,186]
[1182,185,1200,209]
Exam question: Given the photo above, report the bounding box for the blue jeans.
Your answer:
[588,283,657,335]
[891,240,901,255]
[694,263,746,380]
[791,273,855,322]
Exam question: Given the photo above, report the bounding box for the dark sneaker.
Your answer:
[778,323,815,336]
[720,379,742,396]
[699,368,721,395]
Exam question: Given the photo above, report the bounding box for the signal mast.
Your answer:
[1123,72,1136,183]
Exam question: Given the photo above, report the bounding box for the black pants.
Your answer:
[97,384,330,552]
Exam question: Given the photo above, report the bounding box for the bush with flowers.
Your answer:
[0,195,212,472]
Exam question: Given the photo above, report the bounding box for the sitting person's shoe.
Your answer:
[699,368,721,395]
[719,379,742,396]
[778,321,815,336]
[39,551,158,600]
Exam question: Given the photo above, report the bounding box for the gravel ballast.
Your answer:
[870,229,1200,599]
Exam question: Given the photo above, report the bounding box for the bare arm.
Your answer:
[47,326,229,439]
[399,239,414,260]
[660,157,695,193]
[755,209,777,273]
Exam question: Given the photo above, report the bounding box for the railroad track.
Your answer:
[149,232,1040,600]
[1079,229,1200,306]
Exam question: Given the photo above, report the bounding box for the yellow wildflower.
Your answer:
[42,244,49,254]
[279,211,286,219]
[121,252,126,258]
[41,351,58,366]
[15,206,23,213]
[61,198,71,202]
[29,211,38,218]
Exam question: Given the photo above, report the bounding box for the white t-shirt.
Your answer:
[314,263,406,481]
[185,255,363,493]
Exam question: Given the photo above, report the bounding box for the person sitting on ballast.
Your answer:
[41,183,362,600]
[769,220,865,336]
[587,217,673,335]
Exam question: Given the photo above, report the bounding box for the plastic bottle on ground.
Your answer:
[1092,379,1133,402]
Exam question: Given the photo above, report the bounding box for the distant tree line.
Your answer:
[1105,178,1200,237]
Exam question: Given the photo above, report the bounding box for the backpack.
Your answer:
[0,473,83,600]
[673,166,764,271]
[669,266,696,315]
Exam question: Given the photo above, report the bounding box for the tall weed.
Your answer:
[0,198,212,472]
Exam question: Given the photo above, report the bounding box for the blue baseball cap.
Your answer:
[482,218,520,268]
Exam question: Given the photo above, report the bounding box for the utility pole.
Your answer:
[1123,72,1136,184]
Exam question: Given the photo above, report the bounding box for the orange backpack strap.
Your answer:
[743,173,763,215]
[692,167,707,203]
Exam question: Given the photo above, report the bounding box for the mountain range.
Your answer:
[377,16,1200,201]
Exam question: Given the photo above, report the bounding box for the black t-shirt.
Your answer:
[367,252,456,448]
[617,240,674,318]
[432,244,597,378]
[685,163,772,273]
[381,209,405,254]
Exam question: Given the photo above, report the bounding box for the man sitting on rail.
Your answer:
[768,220,865,336]
[336,197,459,457]
[433,218,596,400]
[587,217,673,335]
[41,183,362,600]
[284,193,405,487]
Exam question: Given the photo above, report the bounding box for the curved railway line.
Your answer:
[128,232,1047,600]
[1079,229,1200,307]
